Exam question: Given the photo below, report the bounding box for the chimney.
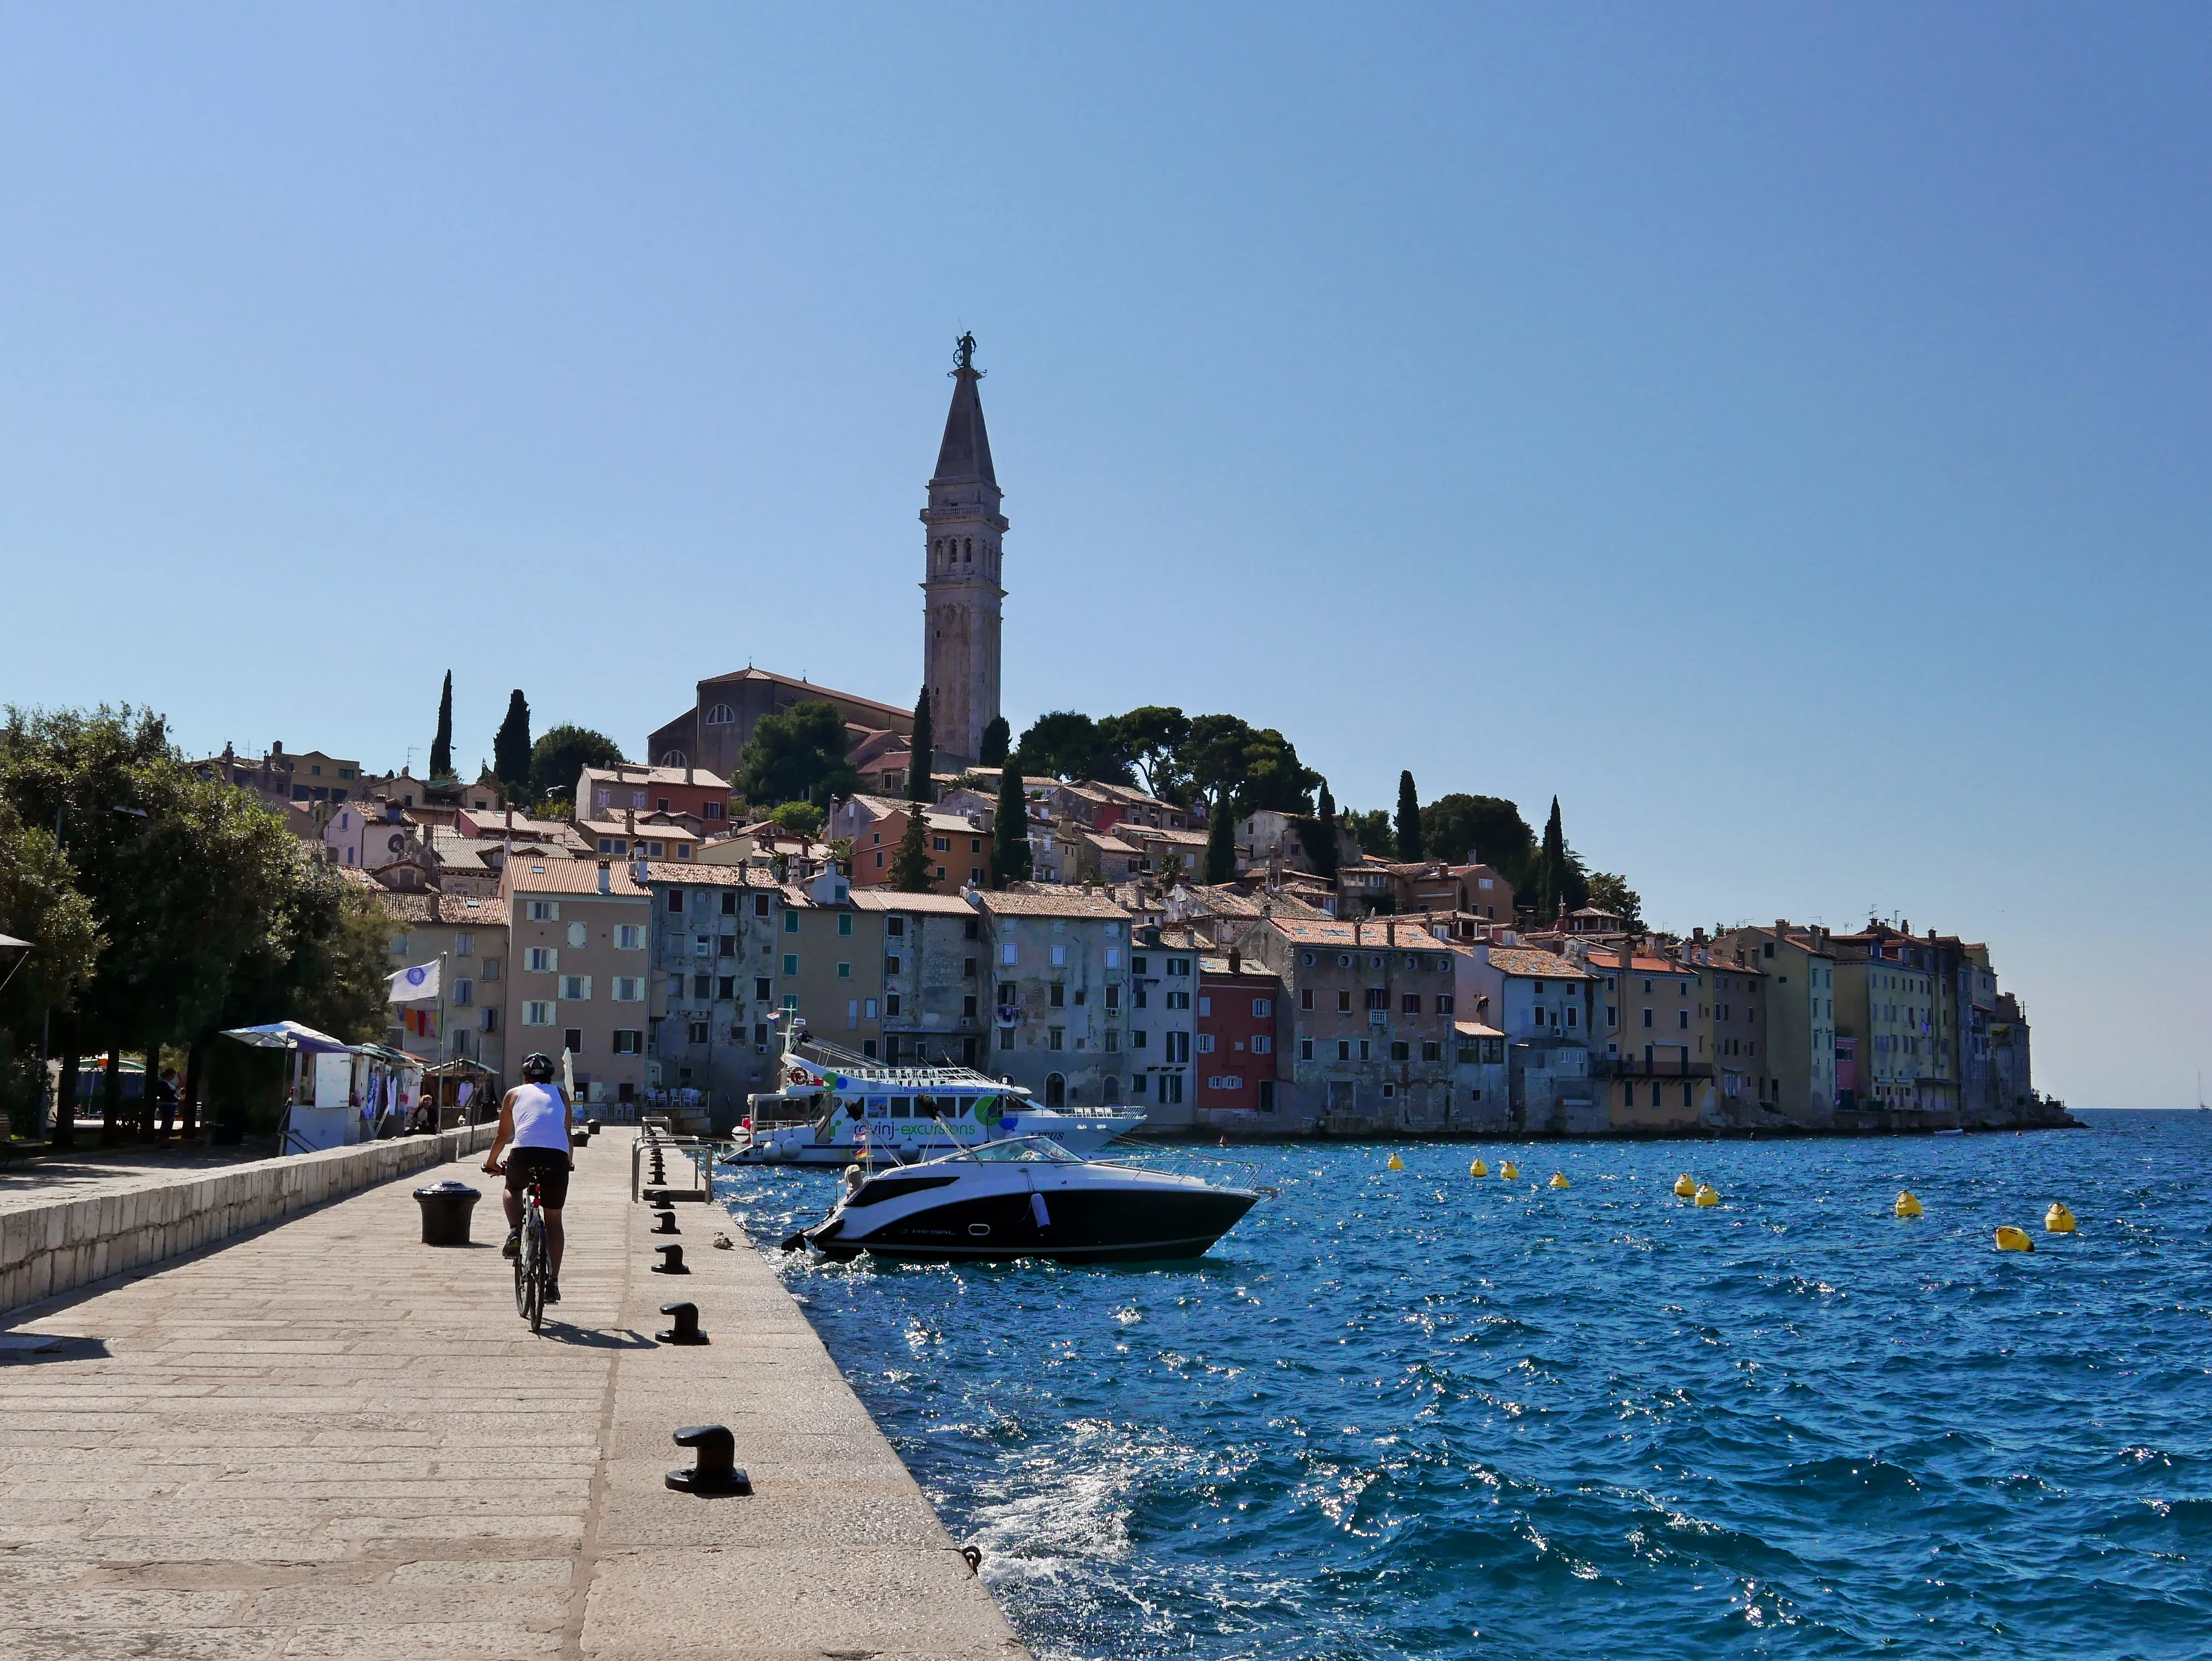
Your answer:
[597,860,611,896]
[1386,919,1396,947]
[1229,948,1242,975]
[505,805,514,839]
[272,740,283,756]
[626,807,636,842]
[685,758,695,786]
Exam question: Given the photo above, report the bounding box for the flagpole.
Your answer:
[437,950,449,1126]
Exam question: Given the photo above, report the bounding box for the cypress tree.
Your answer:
[493,690,532,798]
[977,715,1011,769]
[430,671,454,779]
[1395,770,1423,861]
[1539,796,1568,922]
[909,688,934,803]
[889,810,935,891]
[992,759,1031,886]
[1203,791,1237,885]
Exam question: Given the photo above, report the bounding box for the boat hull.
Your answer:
[816,1183,1257,1265]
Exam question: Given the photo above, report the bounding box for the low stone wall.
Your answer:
[0,1124,498,1316]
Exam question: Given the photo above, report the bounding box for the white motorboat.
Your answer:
[785,1135,1263,1264]
[725,1017,1146,1168]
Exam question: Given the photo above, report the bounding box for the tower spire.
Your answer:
[920,333,1006,770]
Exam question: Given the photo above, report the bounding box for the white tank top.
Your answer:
[509,1083,571,1152]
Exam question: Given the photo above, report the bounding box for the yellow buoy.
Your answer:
[1693,1183,1720,1208]
[1549,1172,1570,1189]
[1500,1160,1519,1181]
[1672,1173,1697,1199]
[1469,1158,1488,1178]
[1994,1225,2035,1252]
[2045,1202,2076,1234]
[1386,1152,1404,1171]
[1894,1190,1923,1218]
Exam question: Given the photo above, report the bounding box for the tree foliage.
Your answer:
[1344,808,1392,856]
[493,690,532,797]
[736,701,856,810]
[977,715,1011,769]
[529,724,625,806]
[1203,792,1237,885]
[889,810,935,892]
[764,800,825,837]
[908,688,933,803]
[992,762,1032,886]
[1530,796,1590,924]
[430,671,455,779]
[1419,794,1539,888]
[0,794,103,1037]
[1096,707,1189,798]
[1395,771,1423,861]
[1014,711,1129,784]
[1584,871,1644,931]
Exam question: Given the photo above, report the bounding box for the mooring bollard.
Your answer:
[651,1243,689,1274]
[653,1209,680,1236]
[961,1545,982,1575]
[656,1301,708,1345]
[665,1424,748,1494]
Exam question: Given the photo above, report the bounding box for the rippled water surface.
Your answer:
[718,1112,2212,1659]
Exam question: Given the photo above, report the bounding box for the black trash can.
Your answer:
[573,1128,590,1148]
[413,1180,481,1246]
[587,1119,602,1135]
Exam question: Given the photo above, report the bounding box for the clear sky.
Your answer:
[3,7,2206,1107]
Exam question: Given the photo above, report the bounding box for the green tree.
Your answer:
[1344,807,1392,856]
[737,701,857,808]
[528,724,625,807]
[1584,871,1644,932]
[0,794,103,1041]
[1097,706,1190,798]
[1203,792,1237,885]
[1292,778,1341,881]
[908,688,934,803]
[1419,794,1539,888]
[493,690,532,797]
[1180,714,1254,808]
[1395,770,1423,861]
[977,715,1011,769]
[765,800,825,837]
[1015,711,1127,783]
[992,761,1032,886]
[430,671,455,779]
[889,810,935,891]
[1531,796,1590,924]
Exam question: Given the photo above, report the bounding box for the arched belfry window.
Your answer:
[660,749,686,766]
[964,538,973,559]
[704,704,735,725]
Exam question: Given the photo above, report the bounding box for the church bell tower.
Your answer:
[920,332,1005,770]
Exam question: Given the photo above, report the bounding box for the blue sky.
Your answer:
[3,7,2206,1106]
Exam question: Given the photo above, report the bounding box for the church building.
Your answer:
[648,335,1008,786]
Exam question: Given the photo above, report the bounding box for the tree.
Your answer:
[1293,778,1341,881]
[1344,808,1392,856]
[1097,707,1190,799]
[528,725,625,807]
[736,701,857,809]
[1420,794,1539,889]
[1531,796,1589,924]
[430,671,454,779]
[992,761,1032,886]
[977,715,1011,769]
[908,688,934,803]
[1395,771,1423,862]
[1584,872,1644,932]
[1203,792,1237,885]
[765,800,825,837]
[1238,728,1317,814]
[1180,714,1254,809]
[889,811,935,892]
[0,794,102,1042]
[1015,711,1127,784]
[493,690,532,797]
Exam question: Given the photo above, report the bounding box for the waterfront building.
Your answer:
[1195,948,1286,1120]
[776,865,888,1056]
[1127,924,1199,1124]
[855,888,987,1067]
[1711,922,1839,1123]
[980,888,1133,1109]
[1445,943,1599,1133]
[637,862,782,1113]
[1451,1019,1511,1132]
[504,857,650,1106]
[368,887,508,1078]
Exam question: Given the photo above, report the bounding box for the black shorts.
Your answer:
[505,1148,571,1210]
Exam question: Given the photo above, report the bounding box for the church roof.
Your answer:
[933,365,997,486]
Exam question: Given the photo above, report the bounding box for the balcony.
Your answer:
[1596,1054,1715,1080]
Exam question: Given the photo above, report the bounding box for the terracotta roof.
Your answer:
[1083,833,1140,855]
[637,862,771,888]
[578,818,701,843]
[1576,950,1698,977]
[1484,947,1593,981]
[980,890,1132,920]
[1149,925,1209,952]
[578,762,733,792]
[1130,825,1209,846]
[849,889,983,915]
[691,667,914,729]
[369,890,506,926]
[504,860,649,899]
[1453,1020,1508,1039]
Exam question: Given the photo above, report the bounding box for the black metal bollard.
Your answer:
[664,1424,748,1495]
[651,1243,689,1274]
[656,1301,708,1345]
[652,1209,679,1236]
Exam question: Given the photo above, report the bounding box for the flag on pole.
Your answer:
[388,961,441,1004]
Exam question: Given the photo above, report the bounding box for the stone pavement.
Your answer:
[0,1129,1029,1661]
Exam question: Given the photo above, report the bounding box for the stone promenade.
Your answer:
[0,1130,1029,1661]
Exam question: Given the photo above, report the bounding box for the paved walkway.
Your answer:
[0,1130,1027,1661]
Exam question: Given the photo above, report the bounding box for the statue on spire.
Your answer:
[953,331,981,375]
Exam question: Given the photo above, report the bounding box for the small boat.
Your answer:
[725,1016,1146,1168]
[785,1136,1263,1264]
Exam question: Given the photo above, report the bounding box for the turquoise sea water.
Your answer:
[719,1112,2212,1660]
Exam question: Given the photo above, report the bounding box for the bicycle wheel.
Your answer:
[513,1208,533,1319]
[524,1210,547,1333]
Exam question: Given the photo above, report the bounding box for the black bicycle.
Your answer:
[513,1171,551,1333]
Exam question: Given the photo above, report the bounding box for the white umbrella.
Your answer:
[220,1020,355,1054]
[0,932,31,950]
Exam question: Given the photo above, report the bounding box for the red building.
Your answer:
[1196,949,1286,1116]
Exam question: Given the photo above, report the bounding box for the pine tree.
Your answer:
[889,810,935,891]
[493,690,532,797]
[992,760,1032,886]
[1317,777,1335,826]
[977,715,1011,769]
[430,672,455,779]
[1539,796,1568,922]
[1203,791,1237,885]
[1395,770,1423,862]
[909,688,934,803]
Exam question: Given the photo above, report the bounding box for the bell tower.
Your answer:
[920,332,1005,770]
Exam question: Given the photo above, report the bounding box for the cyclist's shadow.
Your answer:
[534,1323,657,1349]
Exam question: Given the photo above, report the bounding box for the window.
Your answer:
[1197,996,1211,1017]
[754,977,772,1000]
[1252,1034,1272,1055]
[1104,984,1119,1009]
[1337,990,1352,1013]
[1390,1041,1410,1061]
[1422,1040,1440,1062]
[1337,1040,1351,1061]
[784,912,799,934]
[705,703,736,725]
[781,954,798,975]
[1165,989,1190,1010]
[1642,1008,1654,1028]
[482,1009,499,1033]
[564,1027,584,1053]
[523,1001,555,1026]
[1567,1006,1579,1028]
[717,936,735,957]
[452,933,476,957]
[1358,1040,1372,1061]
[613,977,644,1002]
[1300,1038,1314,1060]
[525,947,557,974]
[933,835,950,853]
[389,933,410,957]
[720,891,738,915]
[1679,1009,1690,1030]
[999,1028,1015,1051]
[1401,993,1421,1015]
[559,975,592,1000]
[1365,988,1389,1012]
[1166,1031,1189,1063]
[1048,1027,1065,1051]
[1105,948,1121,969]
[755,895,771,918]
[693,933,712,957]
[717,976,735,1000]
[1253,998,1273,1018]
[1167,959,1192,976]
[1158,1072,1183,1105]
[1132,955,1148,975]
[885,955,903,976]
[614,1030,643,1054]
[1104,1030,1119,1051]
[836,962,852,979]
[1002,943,1018,966]
[1197,1033,1216,1054]
[665,889,684,913]
[1049,983,1066,1008]
[1051,945,1067,967]
[836,914,853,937]
[451,978,473,1007]
[616,925,643,950]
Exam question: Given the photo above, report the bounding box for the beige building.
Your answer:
[775,866,888,1057]
[505,857,652,1108]
[1711,922,1838,1123]
[369,887,509,1079]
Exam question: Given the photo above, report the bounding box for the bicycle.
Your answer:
[513,1171,551,1333]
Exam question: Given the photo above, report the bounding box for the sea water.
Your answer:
[718,1111,2212,1659]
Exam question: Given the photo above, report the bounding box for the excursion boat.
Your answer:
[725,1019,1146,1168]
[786,1135,1264,1264]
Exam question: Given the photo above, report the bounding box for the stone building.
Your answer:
[981,888,1132,1109]
[854,889,988,1067]
[504,857,651,1108]
[637,861,783,1118]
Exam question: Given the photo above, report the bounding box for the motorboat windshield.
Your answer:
[946,1135,1089,1165]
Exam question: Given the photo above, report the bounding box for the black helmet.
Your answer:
[521,1052,555,1082]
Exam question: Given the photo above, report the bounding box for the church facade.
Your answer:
[648,336,1008,786]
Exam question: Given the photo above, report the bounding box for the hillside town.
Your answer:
[157,335,2053,1142]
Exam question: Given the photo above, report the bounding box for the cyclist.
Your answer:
[483,1052,575,1302]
